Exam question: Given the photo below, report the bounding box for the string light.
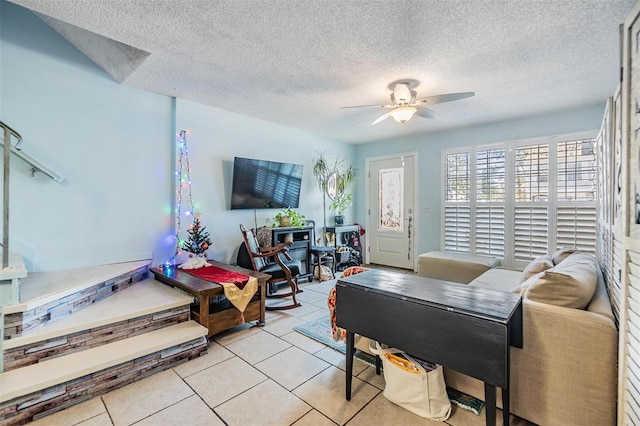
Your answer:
[168,130,196,265]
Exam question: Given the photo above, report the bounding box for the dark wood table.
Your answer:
[336,269,523,426]
[150,260,270,337]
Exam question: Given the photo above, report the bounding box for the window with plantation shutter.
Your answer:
[444,152,471,253]
[556,140,597,253]
[475,148,506,257]
[442,133,596,267]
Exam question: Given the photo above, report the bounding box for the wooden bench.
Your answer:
[150,261,269,337]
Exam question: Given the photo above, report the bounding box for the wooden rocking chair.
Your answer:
[237,224,302,310]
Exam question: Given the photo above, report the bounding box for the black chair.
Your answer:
[237,224,302,310]
[306,220,336,281]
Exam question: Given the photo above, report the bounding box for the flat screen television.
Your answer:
[230,157,303,209]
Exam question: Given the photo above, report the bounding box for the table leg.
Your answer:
[199,295,210,336]
[258,278,266,325]
[345,330,354,401]
[484,382,496,426]
[502,387,510,426]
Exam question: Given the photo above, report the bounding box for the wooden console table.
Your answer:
[336,269,523,426]
[150,260,269,338]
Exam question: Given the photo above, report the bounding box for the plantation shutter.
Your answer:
[475,148,506,257]
[513,144,550,261]
[441,135,596,266]
[476,206,505,257]
[444,152,471,253]
[514,205,548,260]
[626,250,640,423]
[612,233,623,327]
[555,139,596,254]
[556,205,597,253]
[444,205,471,252]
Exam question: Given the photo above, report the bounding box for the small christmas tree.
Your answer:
[181,214,212,257]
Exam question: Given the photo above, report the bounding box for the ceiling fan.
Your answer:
[341,79,475,125]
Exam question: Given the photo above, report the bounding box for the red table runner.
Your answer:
[184,265,251,289]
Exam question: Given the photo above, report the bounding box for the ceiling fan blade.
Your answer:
[341,104,395,109]
[341,104,384,109]
[416,92,475,105]
[415,106,440,120]
[372,112,391,125]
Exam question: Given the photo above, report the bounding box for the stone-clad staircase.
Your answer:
[0,260,208,425]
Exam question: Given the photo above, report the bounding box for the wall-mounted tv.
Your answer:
[230,157,303,209]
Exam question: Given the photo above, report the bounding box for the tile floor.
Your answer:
[31,266,534,426]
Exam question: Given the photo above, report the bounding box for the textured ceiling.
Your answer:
[8,0,635,144]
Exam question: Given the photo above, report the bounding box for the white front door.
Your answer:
[367,154,416,269]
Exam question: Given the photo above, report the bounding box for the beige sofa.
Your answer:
[421,250,618,426]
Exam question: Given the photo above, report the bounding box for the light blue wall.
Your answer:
[1,1,354,271]
[174,98,354,265]
[354,104,605,258]
[1,1,606,271]
[1,2,173,271]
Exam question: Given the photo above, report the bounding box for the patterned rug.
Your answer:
[293,316,377,366]
[293,315,485,415]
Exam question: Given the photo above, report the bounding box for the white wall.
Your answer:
[1,1,354,271]
[354,104,606,258]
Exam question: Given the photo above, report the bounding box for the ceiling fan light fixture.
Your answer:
[390,106,417,123]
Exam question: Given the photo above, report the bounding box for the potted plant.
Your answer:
[330,193,352,225]
[273,207,306,228]
[312,153,358,229]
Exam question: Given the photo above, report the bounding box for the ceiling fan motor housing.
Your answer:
[392,83,412,104]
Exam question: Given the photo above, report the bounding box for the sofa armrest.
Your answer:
[514,299,617,425]
[446,299,617,425]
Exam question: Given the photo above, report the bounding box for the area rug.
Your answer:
[293,316,377,366]
[293,315,485,415]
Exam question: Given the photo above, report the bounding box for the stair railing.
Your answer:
[1,122,20,269]
[0,121,65,268]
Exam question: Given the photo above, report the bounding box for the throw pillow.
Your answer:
[551,247,580,265]
[518,254,554,284]
[328,266,369,341]
[522,252,598,309]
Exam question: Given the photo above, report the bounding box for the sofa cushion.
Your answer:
[518,254,554,284]
[468,267,523,292]
[551,247,580,265]
[418,251,500,284]
[521,252,598,309]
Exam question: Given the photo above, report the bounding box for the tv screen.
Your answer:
[230,157,303,209]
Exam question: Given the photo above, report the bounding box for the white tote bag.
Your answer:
[370,342,452,421]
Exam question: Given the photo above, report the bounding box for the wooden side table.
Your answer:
[150,260,270,337]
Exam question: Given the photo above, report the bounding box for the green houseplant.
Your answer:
[329,193,352,225]
[312,153,358,228]
[273,207,306,228]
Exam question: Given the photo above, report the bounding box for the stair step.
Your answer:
[8,260,151,313]
[3,279,194,370]
[4,278,193,349]
[0,320,208,404]
[3,261,150,339]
